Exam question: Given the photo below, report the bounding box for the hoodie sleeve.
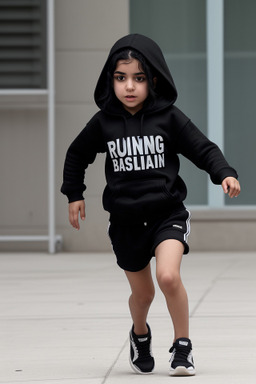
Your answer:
[61,114,105,203]
[176,120,238,184]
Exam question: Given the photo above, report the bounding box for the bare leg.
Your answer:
[155,239,189,341]
[125,263,155,335]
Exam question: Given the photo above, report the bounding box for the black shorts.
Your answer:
[108,207,191,272]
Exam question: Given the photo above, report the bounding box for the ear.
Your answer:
[153,77,157,89]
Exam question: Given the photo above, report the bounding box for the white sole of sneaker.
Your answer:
[170,366,196,376]
[129,357,154,375]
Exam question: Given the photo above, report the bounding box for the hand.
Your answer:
[222,177,241,198]
[68,200,85,230]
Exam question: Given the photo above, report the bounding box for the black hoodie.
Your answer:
[61,34,238,221]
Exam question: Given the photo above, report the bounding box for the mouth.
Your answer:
[125,95,136,101]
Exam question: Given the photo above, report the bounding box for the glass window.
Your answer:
[224,0,256,205]
[130,0,207,205]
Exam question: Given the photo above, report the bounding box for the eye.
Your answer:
[114,75,125,81]
[136,76,146,82]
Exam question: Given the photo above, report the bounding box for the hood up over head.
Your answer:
[94,34,178,113]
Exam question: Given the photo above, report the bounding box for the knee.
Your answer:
[157,272,181,295]
[131,288,155,307]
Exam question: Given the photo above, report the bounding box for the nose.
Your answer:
[126,78,135,91]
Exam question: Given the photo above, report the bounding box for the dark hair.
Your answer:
[104,49,157,109]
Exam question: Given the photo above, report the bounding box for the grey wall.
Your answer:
[55,0,129,252]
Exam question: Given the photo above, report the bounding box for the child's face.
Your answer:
[113,58,149,115]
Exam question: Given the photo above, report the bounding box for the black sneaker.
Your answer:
[169,337,196,376]
[129,323,155,374]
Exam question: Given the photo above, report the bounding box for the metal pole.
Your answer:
[47,0,56,253]
[207,0,225,207]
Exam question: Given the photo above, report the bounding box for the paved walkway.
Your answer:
[1,251,256,383]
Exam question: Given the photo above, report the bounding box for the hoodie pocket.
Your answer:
[103,178,175,216]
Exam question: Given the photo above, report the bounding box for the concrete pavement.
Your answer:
[1,251,256,383]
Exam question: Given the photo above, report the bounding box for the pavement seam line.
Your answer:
[190,258,239,318]
[101,337,129,383]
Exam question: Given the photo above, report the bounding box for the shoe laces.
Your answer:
[169,343,191,362]
[135,338,151,360]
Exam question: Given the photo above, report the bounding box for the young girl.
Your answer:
[61,34,240,376]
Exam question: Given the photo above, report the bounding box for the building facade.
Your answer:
[0,0,255,252]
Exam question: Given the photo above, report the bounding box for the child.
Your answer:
[61,34,240,376]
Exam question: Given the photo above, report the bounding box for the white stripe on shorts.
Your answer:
[184,209,191,244]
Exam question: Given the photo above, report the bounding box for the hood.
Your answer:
[94,34,178,113]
